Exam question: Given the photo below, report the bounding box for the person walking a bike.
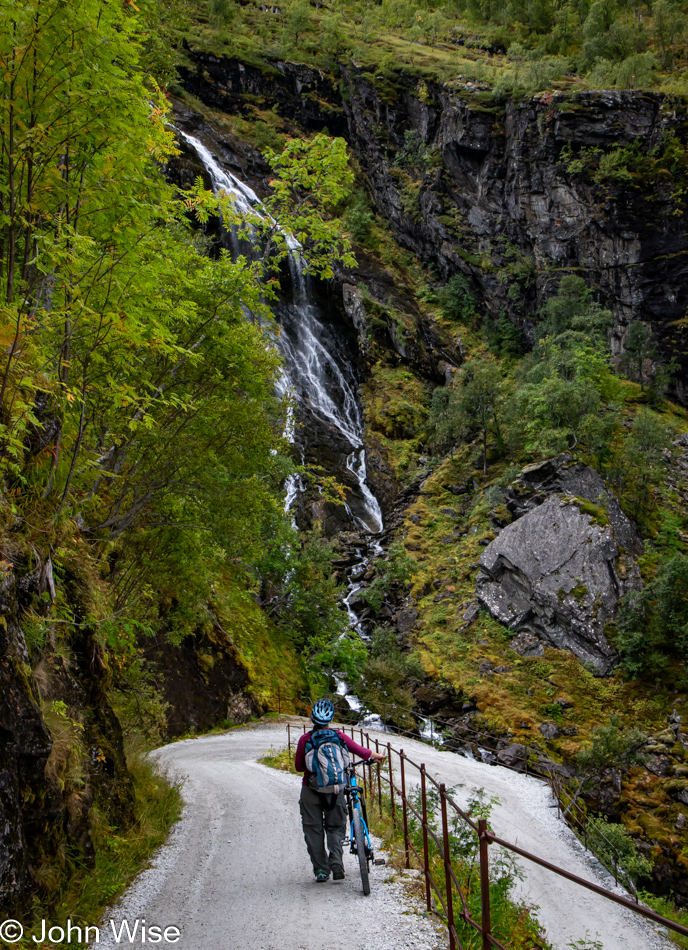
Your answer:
[294,699,385,883]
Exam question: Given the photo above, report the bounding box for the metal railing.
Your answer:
[286,722,688,948]
[341,699,639,897]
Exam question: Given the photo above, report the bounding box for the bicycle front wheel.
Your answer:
[353,809,370,896]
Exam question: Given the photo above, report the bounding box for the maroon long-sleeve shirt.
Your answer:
[294,729,372,787]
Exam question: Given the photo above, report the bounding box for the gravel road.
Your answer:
[100,721,671,950]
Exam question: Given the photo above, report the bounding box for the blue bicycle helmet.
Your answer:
[311,698,335,726]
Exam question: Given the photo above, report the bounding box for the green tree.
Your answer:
[652,0,684,68]
[321,12,353,64]
[361,542,415,611]
[0,0,314,655]
[210,0,238,25]
[510,276,615,457]
[438,273,477,323]
[282,0,312,49]
[611,408,673,521]
[617,553,688,676]
[431,358,505,472]
[622,320,656,391]
[262,134,356,278]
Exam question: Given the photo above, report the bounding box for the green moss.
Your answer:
[361,363,430,482]
[218,577,310,713]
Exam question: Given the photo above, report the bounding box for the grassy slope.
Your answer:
[219,578,310,713]
[176,0,688,97]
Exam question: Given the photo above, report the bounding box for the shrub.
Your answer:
[345,191,375,243]
[617,553,688,677]
[438,273,477,324]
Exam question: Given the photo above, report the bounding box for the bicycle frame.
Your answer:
[345,764,374,862]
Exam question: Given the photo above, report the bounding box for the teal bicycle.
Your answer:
[345,759,383,895]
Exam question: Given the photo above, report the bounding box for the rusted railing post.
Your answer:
[440,784,456,950]
[420,764,432,912]
[375,739,382,813]
[400,749,410,869]
[362,752,367,797]
[287,723,291,752]
[359,728,364,747]
[388,742,395,825]
[478,819,492,950]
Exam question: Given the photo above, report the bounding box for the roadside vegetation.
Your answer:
[14,755,182,950]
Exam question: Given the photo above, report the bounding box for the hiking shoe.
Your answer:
[332,866,345,881]
[315,869,330,883]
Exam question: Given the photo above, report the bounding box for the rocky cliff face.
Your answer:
[0,576,53,912]
[341,77,688,388]
[178,51,688,396]
[0,562,133,915]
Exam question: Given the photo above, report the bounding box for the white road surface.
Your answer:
[100,721,672,950]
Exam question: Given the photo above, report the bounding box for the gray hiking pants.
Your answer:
[299,785,347,874]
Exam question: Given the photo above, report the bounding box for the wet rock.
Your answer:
[536,757,576,778]
[497,743,528,769]
[563,725,580,736]
[509,631,545,657]
[646,755,673,777]
[479,659,495,675]
[448,484,470,495]
[414,684,455,713]
[410,513,421,525]
[666,779,688,806]
[342,283,368,353]
[506,455,643,556]
[540,721,560,740]
[440,508,458,517]
[476,496,641,674]
[462,602,480,623]
[396,607,418,634]
[677,813,687,830]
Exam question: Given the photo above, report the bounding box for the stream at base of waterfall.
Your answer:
[177,127,436,742]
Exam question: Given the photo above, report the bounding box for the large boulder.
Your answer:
[505,454,643,556]
[476,495,641,674]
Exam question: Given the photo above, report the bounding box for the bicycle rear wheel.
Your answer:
[353,809,370,896]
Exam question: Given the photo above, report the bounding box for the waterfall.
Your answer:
[178,129,383,535]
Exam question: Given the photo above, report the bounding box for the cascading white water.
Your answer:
[178,129,382,535]
[177,129,444,743]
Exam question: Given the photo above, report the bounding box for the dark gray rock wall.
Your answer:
[0,576,53,911]
[177,50,688,396]
[341,76,688,393]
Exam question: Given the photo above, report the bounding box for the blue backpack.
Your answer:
[304,728,350,795]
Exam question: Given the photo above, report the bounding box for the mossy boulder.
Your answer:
[476,496,641,674]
